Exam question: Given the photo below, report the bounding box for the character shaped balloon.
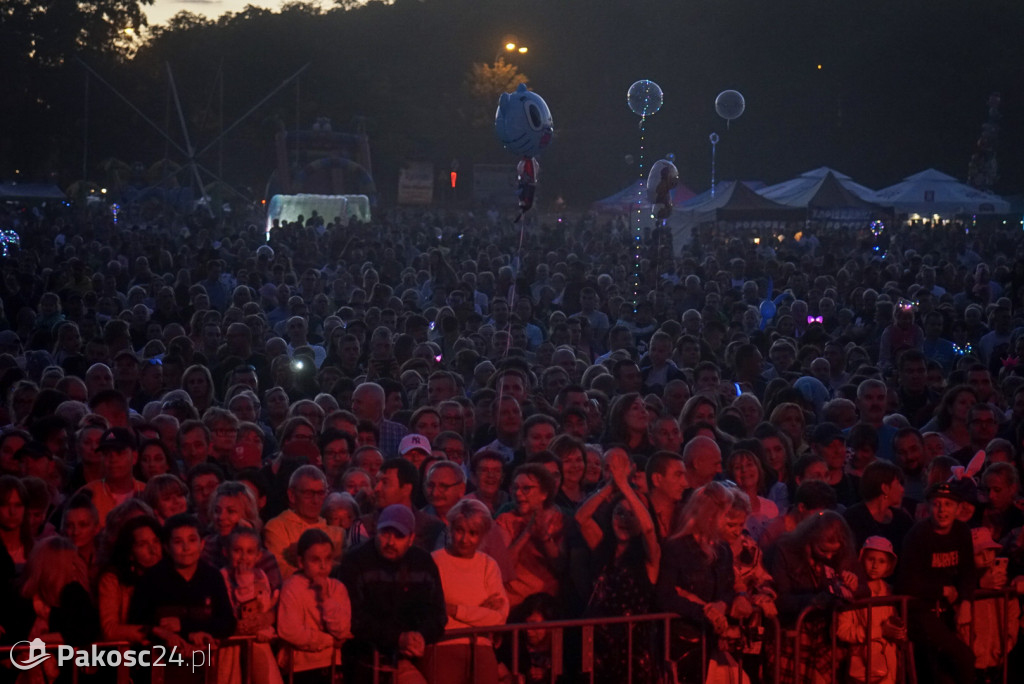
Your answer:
[495,83,554,158]
[646,159,679,220]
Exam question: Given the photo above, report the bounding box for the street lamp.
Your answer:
[499,37,529,61]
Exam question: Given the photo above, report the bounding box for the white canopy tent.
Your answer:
[756,167,884,223]
[758,167,880,205]
[873,169,1010,217]
[668,181,801,252]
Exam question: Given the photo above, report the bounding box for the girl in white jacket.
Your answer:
[836,536,906,684]
[277,529,351,684]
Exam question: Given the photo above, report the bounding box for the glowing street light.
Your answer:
[499,37,529,61]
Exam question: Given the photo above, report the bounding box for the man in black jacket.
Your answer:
[334,504,446,684]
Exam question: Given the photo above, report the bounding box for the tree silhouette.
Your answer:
[465,58,529,129]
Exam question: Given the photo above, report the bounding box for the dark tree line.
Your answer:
[3,0,1024,206]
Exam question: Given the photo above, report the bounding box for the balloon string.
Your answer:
[500,214,527,363]
[710,140,717,198]
[633,116,647,312]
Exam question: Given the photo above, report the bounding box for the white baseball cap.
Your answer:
[399,433,430,455]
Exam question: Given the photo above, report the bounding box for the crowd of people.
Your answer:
[1,202,1024,684]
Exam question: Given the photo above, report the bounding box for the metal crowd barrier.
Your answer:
[367,610,782,684]
[967,587,1019,684]
[33,595,1024,684]
[415,612,678,684]
[791,594,925,684]
[2,614,719,684]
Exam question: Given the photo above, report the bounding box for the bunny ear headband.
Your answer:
[949,450,986,482]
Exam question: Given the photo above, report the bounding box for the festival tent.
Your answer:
[873,169,1010,216]
[676,181,799,224]
[680,180,766,206]
[668,181,801,251]
[592,179,695,214]
[0,183,66,201]
[757,167,884,221]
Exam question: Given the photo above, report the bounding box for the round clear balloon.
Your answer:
[627,80,663,117]
[715,90,745,121]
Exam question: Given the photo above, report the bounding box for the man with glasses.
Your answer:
[949,403,1000,467]
[423,460,512,579]
[349,458,444,552]
[202,408,240,467]
[422,461,466,521]
[264,465,343,579]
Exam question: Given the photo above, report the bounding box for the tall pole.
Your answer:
[166,63,210,214]
[295,76,301,170]
[82,73,89,180]
[218,61,224,181]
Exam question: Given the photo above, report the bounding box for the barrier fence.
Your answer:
[968,587,1018,684]
[793,595,913,684]
[1,592,1019,684]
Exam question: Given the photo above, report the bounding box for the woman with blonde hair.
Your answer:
[655,482,739,681]
[769,401,809,457]
[182,363,217,413]
[425,498,509,684]
[16,536,99,682]
[201,482,282,590]
[726,445,780,542]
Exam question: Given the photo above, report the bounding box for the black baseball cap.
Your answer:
[810,422,845,446]
[97,427,137,452]
[926,482,962,502]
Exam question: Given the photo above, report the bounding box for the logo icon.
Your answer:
[10,638,51,670]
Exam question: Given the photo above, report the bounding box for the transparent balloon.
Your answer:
[627,80,663,117]
[715,90,745,121]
